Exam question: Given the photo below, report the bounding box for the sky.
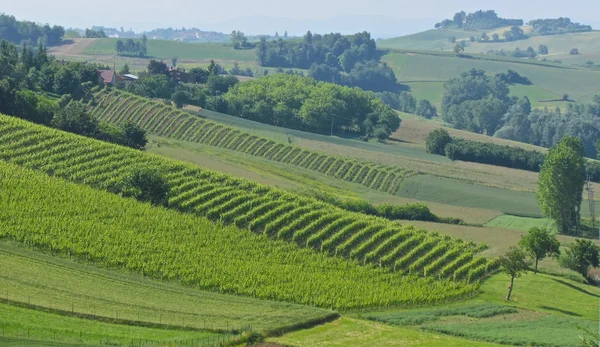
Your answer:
[3,0,599,37]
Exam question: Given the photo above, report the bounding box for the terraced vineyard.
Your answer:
[0,115,497,285]
[89,90,416,195]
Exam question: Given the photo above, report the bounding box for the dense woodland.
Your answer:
[116,36,148,57]
[0,14,64,46]
[441,69,600,159]
[0,39,147,149]
[223,74,400,138]
[436,10,523,30]
[528,18,592,35]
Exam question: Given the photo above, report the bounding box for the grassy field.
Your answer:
[377,28,474,51]
[0,240,331,332]
[269,317,503,346]
[0,303,222,346]
[484,215,556,232]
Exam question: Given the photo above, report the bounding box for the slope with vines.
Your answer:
[90,90,417,195]
[0,115,498,284]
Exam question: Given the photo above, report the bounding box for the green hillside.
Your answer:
[377,28,473,51]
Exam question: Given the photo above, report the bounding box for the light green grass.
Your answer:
[0,240,331,332]
[480,273,600,320]
[484,215,556,232]
[83,38,256,61]
[269,317,503,346]
[382,51,600,104]
[0,303,221,346]
[508,84,565,108]
[425,315,596,347]
[378,29,474,51]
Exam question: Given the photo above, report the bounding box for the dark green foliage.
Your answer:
[442,69,509,135]
[171,90,189,108]
[12,90,57,125]
[596,140,600,159]
[503,26,527,41]
[0,13,64,46]
[529,18,592,35]
[365,303,516,326]
[85,28,106,38]
[425,128,452,155]
[51,101,99,136]
[537,137,585,235]
[445,138,545,171]
[189,67,210,84]
[118,121,148,150]
[487,46,537,58]
[376,91,417,113]
[348,61,397,92]
[123,74,173,99]
[206,75,239,95]
[495,70,532,85]
[416,99,437,119]
[519,227,560,273]
[559,239,600,279]
[147,59,168,75]
[230,30,251,49]
[119,166,171,207]
[436,10,523,30]
[224,74,399,137]
[538,44,549,55]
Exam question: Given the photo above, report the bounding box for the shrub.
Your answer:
[426,128,452,155]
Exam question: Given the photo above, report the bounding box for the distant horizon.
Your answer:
[3,1,599,39]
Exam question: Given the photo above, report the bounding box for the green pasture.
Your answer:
[0,240,331,332]
[0,303,222,346]
[382,51,600,104]
[269,317,503,346]
[83,38,256,62]
[378,29,473,51]
[484,215,555,232]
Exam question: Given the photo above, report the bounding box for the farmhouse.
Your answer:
[168,67,196,83]
[97,69,116,85]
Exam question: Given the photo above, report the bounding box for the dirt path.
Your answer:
[49,38,96,55]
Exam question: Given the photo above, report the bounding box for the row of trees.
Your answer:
[0,39,147,150]
[435,10,523,30]
[0,13,64,46]
[529,18,592,35]
[84,28,107,38]
[376,91,437,118]
[222,74,400,138]
[116,36,148,57]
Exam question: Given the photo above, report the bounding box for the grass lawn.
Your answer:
[0,303,222,346]
[269,317,503,346]
[485,215,556,232]
[0,240,332,332]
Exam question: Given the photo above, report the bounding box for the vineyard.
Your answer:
[0,160,480,310]
[89,90,417,195]
[0,115,497,286]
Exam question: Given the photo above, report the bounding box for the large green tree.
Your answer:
[596,139,600,159]
[537,136,585,235]
[559,239,600,279]
[519,227,560,273]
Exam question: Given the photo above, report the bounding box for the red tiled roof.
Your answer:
[98,70,115,84]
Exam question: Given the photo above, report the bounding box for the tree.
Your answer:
[119,166,170,207]
[570,48,579,55]
[416,99,436,119]
[480,33,489,41]
[453,43,464,54]
[499,246,530,301]
[230,30,248,49]
[425,128,452,155]
[119,63,130,75]
[492,33,500,41]
[207,60,218,76]
[596,140,600,159]
[283,31,288,39]
[189,67,209,84]
[119,121,147,150]
[538,44,549,55]
[51,101,98,136]
[559,239,600,279]
[171,90,189,108]
[171,57,178,68]
[519,227,560,274]
[537,136,585,235]
[147,59,167,75]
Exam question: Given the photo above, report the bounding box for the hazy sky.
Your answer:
[3,0,599,35]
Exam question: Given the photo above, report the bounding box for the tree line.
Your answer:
[528,18,592,35]
[435,10,523,30]
[442,68,600,159]
[0,39,147,150]
[426,129,600,183]
[0,13,64,46]
[116,35,148,57]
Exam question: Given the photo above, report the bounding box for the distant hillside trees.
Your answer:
[435,10,523,30]
[0,13,64,45]
[538,44,549,55]
[495,70,532,85]
[503,26,527,42]
[529,18,592,35]
[116,35,147,57]
[230,30,251,49]
[223,74,400,138]
[257,31,398,92]
[486,47,537,58]
[85,28,107,38]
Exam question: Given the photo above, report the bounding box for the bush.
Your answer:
[118,166,170,207]
[425,128,452,155]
